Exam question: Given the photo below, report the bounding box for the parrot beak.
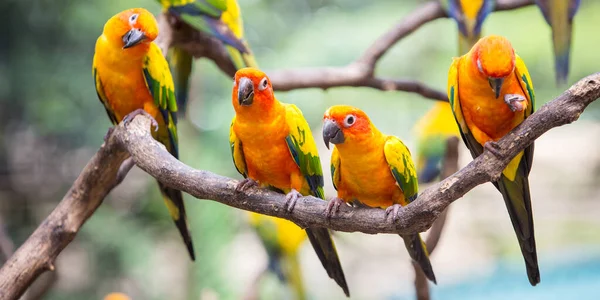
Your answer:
[322,119,345,149]
[237,77,254,106]
[122,28,146,49]
[488,77,505,99]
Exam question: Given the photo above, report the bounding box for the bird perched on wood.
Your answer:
[441,0,495,55]
[230,67,349,297]
[447,35,539,285]
[534,0,581,84]
[93,8,195,260]
[157,0,258,114]
[322,105,437,284]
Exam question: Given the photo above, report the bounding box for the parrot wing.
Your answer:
[330,147,341,191]
[168,47,193,116]
[283,103,349,297]
[442,0,495,54]
[143,43,195,261]
[383,136,436,283]
[92,62,118,125]
[229,116,248,177]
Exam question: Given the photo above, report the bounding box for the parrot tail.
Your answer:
[402,234,437,284]
[552,22,573,85]
[158,181,196,261]
[305,228,349,297]
[496,172,540,286]
[281,251,307,300]
[458,33,481,56]
[418,156,443,184]
[169,47,193,116]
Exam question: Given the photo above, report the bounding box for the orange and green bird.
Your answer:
[93,8,195,260]
[248,213,308,299]
[534,0,581,84]
[157,0,258,114]
[230,67,349,297]
[322,105,437,284]
[441,0,495,55]
[447,35,539,285]
[413,102,460,183]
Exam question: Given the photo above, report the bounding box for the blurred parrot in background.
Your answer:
[157,0,258,115]
[441,0,496,55]
[248,213,308,299]
[93,8,195,260]
[534,0,581,84]
[322,105,437,284]
[447,35,539,285]
[413,102,460,183]
[230,67,350,297]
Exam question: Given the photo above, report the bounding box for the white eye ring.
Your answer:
[476,59,484,74]
[129,14,139,25]
[343,114,356,127]
[258,77,268,91]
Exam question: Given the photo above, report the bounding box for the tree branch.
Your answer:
[1,73,597,299]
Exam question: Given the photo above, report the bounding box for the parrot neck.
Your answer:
[335,126,385,158]
[234,99,285,126]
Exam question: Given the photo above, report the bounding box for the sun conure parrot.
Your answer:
[248,213,308,300]
[413,102,461,183]
[157,0,258,114]
[441,0,495,55]
[229,67,349,297]
[93,8,195,260]
[322,105,437,284]
[447,34,539,285]
[534,0,581,84]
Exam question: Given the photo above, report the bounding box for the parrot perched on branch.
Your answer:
[447,35,539,285]
[441,0,496,55]
[534,0,581,84]
[157,0,258,114]
[93,8,195,260]
[322,105,437,284]
[248,213,308,300]
[413,102,460,183]
[229,67,350,297]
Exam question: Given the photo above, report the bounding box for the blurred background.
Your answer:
[1,0,600,299]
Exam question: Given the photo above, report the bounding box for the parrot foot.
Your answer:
[122,109,159,132]
[385,204,404,223]
[235,178,258,193]
[103,127,115,143]
[504,94,526,112]
[284,189,302,213]
[324,197,345,219]
[484,141,503,159]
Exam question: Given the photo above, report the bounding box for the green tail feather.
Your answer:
[281,251,306,300]
[158,181,195,261]
[402,234,437,284]
[495,170,540,286]
[458,33,481,56]
[305,228,349,297]
[168,47,193,116]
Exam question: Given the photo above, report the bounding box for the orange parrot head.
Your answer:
[232,68,276,114]
[472,35,516,98]
[103,8,158,49]
[322,105,373,149]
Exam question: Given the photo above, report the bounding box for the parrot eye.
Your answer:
[129,14,139,25]
[258,77,268,91]
[343,115,356,127]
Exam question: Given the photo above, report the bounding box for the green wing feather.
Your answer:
[92,66,118,125]
[283,103,349,297]
[229,116,247,177]
[143,43,195,261]
[330,147,341,191]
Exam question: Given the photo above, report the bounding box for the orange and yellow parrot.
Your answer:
[534,0,581,84]
[441,0,495,55]
[157,0,257,114]
[447,35,539,285]
[93,8,195,260]
[413,102,460,183]
[248,213,308,299]
[230,67,349,297]
[322,105,437,284]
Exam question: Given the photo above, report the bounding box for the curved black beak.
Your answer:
[237,77,254,106]
[322,119,345,149]
[123,28,146,49]
[488,77,505,99]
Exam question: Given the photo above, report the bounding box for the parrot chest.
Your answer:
[337,151,404,208]
[99,67,159,121]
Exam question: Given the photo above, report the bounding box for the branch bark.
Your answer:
[0,73,598,299]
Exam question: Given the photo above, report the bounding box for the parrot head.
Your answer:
[232,67,275,113]
[103,8,158,50]
[322,105,373,149]
[472,35,515,98]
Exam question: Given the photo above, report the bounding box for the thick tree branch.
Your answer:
[0,73,597,299]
